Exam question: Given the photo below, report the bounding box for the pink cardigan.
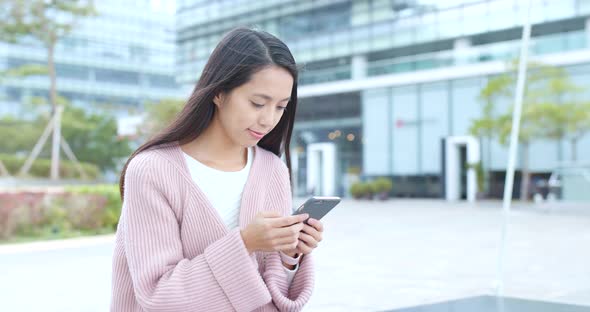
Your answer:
[110,142,314,311]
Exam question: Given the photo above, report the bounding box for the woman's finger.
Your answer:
[301,224,322,242]
[296,240,313,254]
[308,218,324,232]
[271,214,308,228]
[272,223,303,239]
[298,232,318,248]
[272,236,298,247]
[276,241,299,252]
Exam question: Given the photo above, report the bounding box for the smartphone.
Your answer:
[293,196,341,223]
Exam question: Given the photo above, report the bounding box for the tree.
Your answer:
[141,98,185,137]
[1,0,96,114]
[0,0,96,179]
[468,75,513,196]
[0,99,132,173]
[470,61,583,201]
[60,105,132,172]
[565,102,590,162]
[538,101,590,162]
[0,117,44,154]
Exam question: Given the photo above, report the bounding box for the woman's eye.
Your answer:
[251,101,264,108]
[277,106,287,111]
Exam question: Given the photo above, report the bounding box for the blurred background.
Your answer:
[0,0,589,311]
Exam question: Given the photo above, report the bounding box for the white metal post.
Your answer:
[19,111,58,176]
[50,105,63,180]
[495,0,533,296]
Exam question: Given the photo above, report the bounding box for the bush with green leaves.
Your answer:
[0,185,122,241]
[0,105,132,174]
[0,153,100,179]
[65,184,122,230]
[0,192,45,238]
[350,182,366,198]
[366,181,378,196]
[372,177,393,194]
[350,181,380,198]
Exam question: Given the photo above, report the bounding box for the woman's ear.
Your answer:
[213,92,225,108]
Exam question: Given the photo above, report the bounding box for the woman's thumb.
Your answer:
[258,210,283,218]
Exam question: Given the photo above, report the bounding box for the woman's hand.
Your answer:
[284,218,324,256]
[240,211,309,254]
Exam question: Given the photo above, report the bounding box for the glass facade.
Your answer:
[361,67,590,198]
[176,0,590,197]
[176,0,590,86]
[0,0,180,118]
[293,93,362,196]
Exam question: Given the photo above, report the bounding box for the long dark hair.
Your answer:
[119,27,299,200]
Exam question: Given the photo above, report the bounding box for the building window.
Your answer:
[95,69,140,85]
[147,74,178,88]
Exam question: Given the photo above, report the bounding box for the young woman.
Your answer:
[110,27,324,311]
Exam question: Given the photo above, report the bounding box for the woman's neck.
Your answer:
[181,117,248,171]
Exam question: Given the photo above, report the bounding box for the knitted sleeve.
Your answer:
[119,152,272,312]
[261,159,315,311]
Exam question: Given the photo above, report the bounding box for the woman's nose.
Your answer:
[259,107,275,127]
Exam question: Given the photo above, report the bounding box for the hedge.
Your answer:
[0,153,100,180]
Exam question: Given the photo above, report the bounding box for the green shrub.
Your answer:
[0,192,46,238]
[1,186,121,241]
[0,193,19,238]
[350,182,365,198]
[366,181,377,195]
[65,184,121,230]
[0,153,100,180]
[43,203,72,234]
[373,177,393,194]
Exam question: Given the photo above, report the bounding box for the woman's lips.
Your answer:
[248,129,266,139]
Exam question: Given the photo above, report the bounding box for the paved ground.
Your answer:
[1,199,589,312]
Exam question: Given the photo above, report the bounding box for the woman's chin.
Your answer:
[239,140,258,148]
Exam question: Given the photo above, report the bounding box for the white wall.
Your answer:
[307,143,337,196]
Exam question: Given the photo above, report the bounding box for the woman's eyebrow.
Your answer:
[253,93,290,102]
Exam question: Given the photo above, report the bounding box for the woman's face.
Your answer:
[213,65,293,148]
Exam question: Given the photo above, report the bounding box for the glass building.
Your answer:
[176,0,590,198]
[0,0,180,119]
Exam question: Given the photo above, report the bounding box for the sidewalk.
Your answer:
[0,199,588,312]
[298,198,590,311]
[0,234,115,255]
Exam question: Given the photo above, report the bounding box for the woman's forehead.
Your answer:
[243,67,293,98]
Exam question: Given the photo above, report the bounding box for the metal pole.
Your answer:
[19,112,58,176]
[50,105,63,180]
[494,0,533,296]
[0,160,9,177]
[60,135,87,179]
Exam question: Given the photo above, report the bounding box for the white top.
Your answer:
[183,147,253,230]
[183,147,298,282]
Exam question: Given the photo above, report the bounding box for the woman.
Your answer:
[110,27,323,311]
